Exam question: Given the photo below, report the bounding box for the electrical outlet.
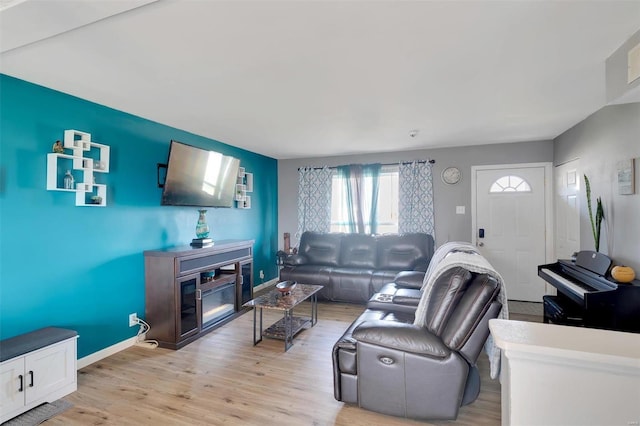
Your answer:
[259,270,265,280]
[129,313,138,327]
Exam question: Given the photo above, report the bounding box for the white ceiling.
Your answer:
[1,0,639,160]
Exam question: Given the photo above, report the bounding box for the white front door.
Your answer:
[472,164,550,302]
[554,160,580,260]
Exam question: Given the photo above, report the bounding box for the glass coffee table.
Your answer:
[243,283,323,351]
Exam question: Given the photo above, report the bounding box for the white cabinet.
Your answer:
[0,357,24,418]
[0,332,77,423]
[46,129,110,206]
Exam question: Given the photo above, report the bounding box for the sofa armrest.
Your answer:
[393,289,421,306]
[352,320,450,358]
[393,270,425,289]
[283,254,308,266]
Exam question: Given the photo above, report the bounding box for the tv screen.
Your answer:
[161,140,240,207]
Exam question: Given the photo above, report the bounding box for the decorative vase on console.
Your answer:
[195,209,210,239]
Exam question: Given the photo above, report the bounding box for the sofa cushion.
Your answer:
[298,231,343,266]
[370,270,401,293]
[339,234,377,268]
[330,268,374,303]
[424,267,473,336]
[441,274,500,352]
[353,320,451,358]
[376,233,434,271]
[279,265,334,299]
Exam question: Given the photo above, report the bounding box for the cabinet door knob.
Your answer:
[18,374,24,392]
[28,371,34,387]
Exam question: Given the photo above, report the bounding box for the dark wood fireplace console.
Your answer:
[144,239,254,349]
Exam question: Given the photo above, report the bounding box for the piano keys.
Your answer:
[538,251,640,334]
[538,267,594,298]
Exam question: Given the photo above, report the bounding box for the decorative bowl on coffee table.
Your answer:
[276,280,296,295]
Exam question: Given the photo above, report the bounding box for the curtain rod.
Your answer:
[298,159,435,171]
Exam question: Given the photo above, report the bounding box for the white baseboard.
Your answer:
[77,336,137,370]
[254,278,278,292]
[78,279,281,369]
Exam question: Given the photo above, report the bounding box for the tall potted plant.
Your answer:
[584,175,604,252]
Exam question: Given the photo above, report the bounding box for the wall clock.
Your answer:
[441,167,461,185]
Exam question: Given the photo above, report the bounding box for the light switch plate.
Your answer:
[456,206,465,215]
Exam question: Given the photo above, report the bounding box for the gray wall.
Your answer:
[554,102,640,272]
[606,29,640,104]
[278,140,553,248]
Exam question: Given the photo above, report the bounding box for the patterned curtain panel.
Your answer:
[398,160,435,236]
[297,167,333,239]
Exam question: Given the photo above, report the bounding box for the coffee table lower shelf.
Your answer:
[243,284,323,352]
[263,316,311,340]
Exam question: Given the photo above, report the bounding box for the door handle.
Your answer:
[196,289,202,301]
[18,374,23,392]
[28,371,34,387]
[477,242,484,247]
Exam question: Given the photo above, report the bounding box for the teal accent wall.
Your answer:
[0,74,279,358]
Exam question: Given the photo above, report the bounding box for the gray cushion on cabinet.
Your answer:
[0,327,77,362]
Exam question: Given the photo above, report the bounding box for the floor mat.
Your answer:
[1,400,72,426]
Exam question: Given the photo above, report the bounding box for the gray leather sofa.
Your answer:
[279,231,434,303]
[332,266,502,420]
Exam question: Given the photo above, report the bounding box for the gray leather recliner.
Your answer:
[332,267,502,420]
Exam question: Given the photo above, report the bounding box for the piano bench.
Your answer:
[543,295,584,326]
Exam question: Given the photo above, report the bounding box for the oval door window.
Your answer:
[489,175,532,193]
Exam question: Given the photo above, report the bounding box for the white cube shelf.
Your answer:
[235,168,254,209]
[47,130,110,206]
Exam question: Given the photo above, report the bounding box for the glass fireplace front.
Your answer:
[201,280,236,328]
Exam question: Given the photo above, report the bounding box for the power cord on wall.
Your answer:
[134,318,159,349]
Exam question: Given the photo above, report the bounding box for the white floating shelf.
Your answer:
[47,130,110,206]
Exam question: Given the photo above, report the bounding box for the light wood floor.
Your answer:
[50,302,540,425]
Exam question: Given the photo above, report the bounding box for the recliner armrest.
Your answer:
[352,320,450,358]
[283,254,307,266]
[392,289,421,306]
[393,270,425,289]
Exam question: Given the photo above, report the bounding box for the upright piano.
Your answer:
[538,251,640,333]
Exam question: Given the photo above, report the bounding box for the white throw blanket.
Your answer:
[422,241,479,286]
[414,246,508,380]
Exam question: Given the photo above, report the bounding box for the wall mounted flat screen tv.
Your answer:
[161,140,240,207]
